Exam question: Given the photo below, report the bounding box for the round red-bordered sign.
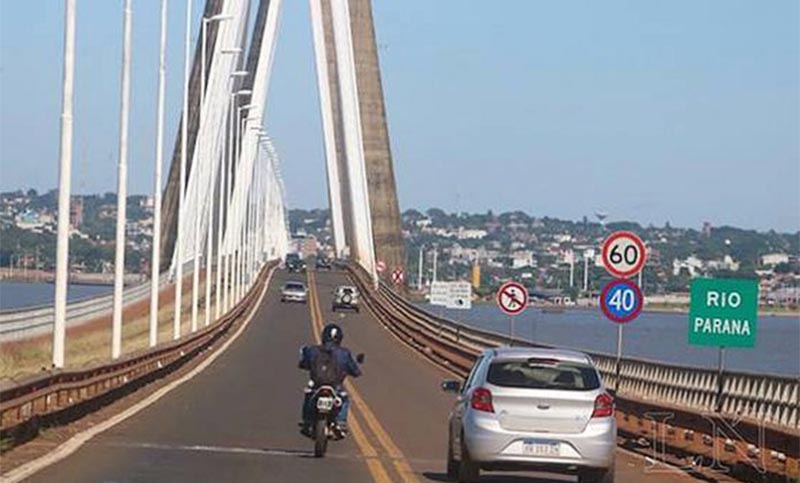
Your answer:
[601,231,646,278]
[496,281,529,316]
[376,260,386,273]
[600,278,643,324]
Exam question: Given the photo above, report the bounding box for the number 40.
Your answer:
[609,288,636,311]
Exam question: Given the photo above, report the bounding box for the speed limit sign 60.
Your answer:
[601,231,646,278]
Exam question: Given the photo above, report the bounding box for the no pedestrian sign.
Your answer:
[688,278,758,348]
[496,282,528,316]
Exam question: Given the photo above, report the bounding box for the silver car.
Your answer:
[280,281,308,304]
[442,347,616,483]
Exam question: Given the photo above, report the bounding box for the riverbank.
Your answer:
[0,268,144,286]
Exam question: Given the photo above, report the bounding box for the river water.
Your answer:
[0,281,112,310]
[421,303,799,377]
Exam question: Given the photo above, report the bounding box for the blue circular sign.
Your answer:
[600,279,643,323]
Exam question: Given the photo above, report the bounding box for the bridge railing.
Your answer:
[0,262,276,450]
[346,264,798,480]
[365,274,798,430]
[0,274,171,343]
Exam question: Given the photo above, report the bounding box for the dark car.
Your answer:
[315,257,332,270]
[286,253,306,273]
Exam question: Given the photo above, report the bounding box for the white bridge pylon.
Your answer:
[172,0,378,282]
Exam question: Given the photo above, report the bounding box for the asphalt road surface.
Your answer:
[27,269,696,483]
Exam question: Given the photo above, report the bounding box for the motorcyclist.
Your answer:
[298,323,361,436]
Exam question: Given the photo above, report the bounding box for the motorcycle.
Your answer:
[305,353,365,458]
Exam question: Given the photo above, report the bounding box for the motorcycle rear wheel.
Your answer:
[314,419,328,457]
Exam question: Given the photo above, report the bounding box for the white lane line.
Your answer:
[0,267,277,483]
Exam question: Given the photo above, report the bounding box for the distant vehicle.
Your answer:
[332,285,359,312]
[281,281,308,304]
[286,253,306,273]
[441,347,616,483]
[315,257,332,270]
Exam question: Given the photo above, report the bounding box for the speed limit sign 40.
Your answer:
[601,231,646,278]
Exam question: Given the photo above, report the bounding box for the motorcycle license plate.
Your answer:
[316,397,334,412]
[522,439,559,457]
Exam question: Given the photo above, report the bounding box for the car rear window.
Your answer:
[285,283,305,291]
[487,359,600,391]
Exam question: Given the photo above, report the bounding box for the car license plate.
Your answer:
[522,439,559,457]
[316,397,334,412]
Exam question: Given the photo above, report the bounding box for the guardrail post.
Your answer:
[715,346,726,412]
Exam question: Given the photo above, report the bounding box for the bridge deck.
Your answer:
[27,269,695,482]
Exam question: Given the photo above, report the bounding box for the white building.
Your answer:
[761,253,790,267]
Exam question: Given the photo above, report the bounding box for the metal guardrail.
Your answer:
[0,262,276,449]
[346,265,799,481]
[0,274,171,343]
[367,277,799,431]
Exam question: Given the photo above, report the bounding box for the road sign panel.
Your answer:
[600,279,643,323]
[497,281,528,316]
[430,281,472,309]
[447,281,472,310]
[391,268,404,285]
[430,281,450,306]
[601,231,646,278]
[689,278,758,348]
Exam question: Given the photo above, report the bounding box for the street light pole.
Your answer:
[111,0,133,360]
[149,0,168,348]
[52,0,77,368]
[174,0,192,341]
[200,14,234,327]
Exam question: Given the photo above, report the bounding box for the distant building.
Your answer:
[761,253,790,267]
[457,228,487,240]
[70,196,84,228]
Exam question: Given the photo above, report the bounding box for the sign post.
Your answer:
[600,231,647,393]
[688,278,758,410]
[496,281,528,344]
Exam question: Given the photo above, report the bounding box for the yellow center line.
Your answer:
[306,271,392,483]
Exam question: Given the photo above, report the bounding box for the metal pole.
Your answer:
[191,18,208,333]
[417,245,423,289]
[216,104,229,320]
[569,252,574,288]
[715,346,726,411]
[509,315,515,345]
[149,0,168,348]
[614,324,623,393]
[583,254,589,292]
[432,246,438,282]
[52,0,76,369]
[174,0,192,340]
[112,0,132,360]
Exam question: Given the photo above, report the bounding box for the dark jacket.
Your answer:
[299,343,361,386]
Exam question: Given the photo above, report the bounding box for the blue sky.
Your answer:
[1,0,798,231]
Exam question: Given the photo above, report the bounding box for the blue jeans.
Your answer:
[302,390,349,425]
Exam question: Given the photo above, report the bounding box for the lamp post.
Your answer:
[221,86,250,313]
[111,0,133,360]
[174,0,193,341]
[53,0,77,368]
[193,13,233,331]
[149,0,169,347]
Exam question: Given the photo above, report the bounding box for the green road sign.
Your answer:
[689,278,758,348]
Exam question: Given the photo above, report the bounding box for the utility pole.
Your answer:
[112,0,132,360]
[174,0,192,340]
[149,0,168,348]
[52,0,77,369]
[417,244,424,289]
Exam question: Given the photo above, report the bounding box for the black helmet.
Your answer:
[321,323,344,345]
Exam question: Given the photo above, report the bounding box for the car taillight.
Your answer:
[592,392,614,418]
[470,387,494,413]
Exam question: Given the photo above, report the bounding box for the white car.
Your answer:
[281,281,308,304]
[442,347,616,483]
